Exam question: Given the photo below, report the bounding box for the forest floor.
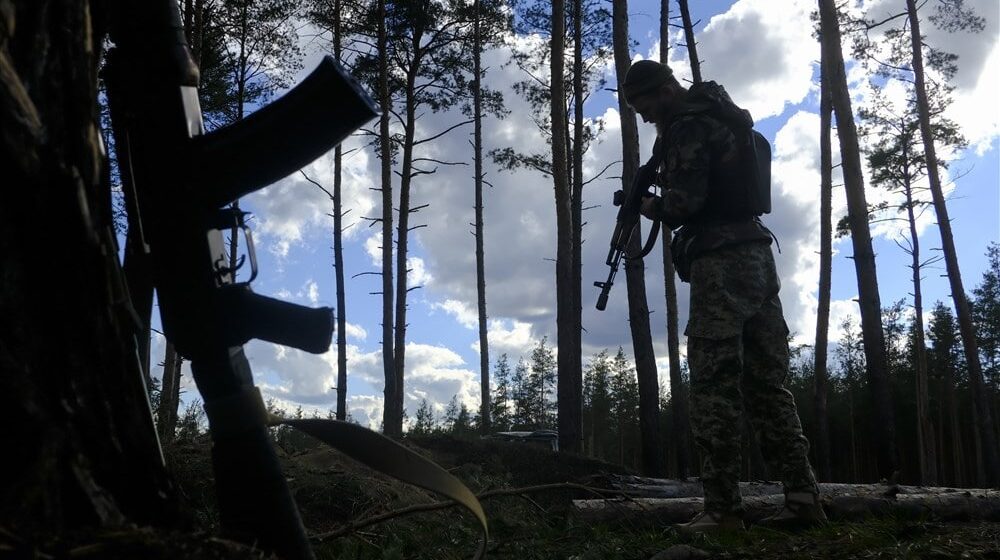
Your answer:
[153,433,1000,560]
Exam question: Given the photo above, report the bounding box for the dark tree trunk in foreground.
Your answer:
[661,0,690,479]
[905,0,999,486]
[818,0,898,480]
[552,0,579,454]
[0,0,175,535]
[613,0,663,476]
[813,61,834,483]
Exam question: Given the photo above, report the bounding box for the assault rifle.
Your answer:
[105,2,486,559]
[594,145,663,311]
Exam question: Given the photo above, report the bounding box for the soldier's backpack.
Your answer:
[687,82,772,217]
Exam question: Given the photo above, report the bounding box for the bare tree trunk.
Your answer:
[392,58,420,437]
[158,342,183,442]
[677,0,701,83]
[945,364,965,485]
[551,0,576,454]
[332,0,348,421]
[903,178,937,484]
[1,0,175,533]
[818,0,898,480]
[612,0,662,476]
[473,0,490,434]
[905,0,999,486]
[813,60,834,483]
[659,0,690,481]
[560,0,584,453]
[377,0,398,436]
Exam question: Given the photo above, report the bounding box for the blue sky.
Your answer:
[151,0,999,429]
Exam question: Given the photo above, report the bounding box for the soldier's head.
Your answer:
[622,60,686,127]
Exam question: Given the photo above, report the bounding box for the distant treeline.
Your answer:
[406,243,1000,487]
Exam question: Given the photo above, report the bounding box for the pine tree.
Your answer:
[411,398,436,436]
[529,337,558,428]
[610,347,640,467]
[490,354,513,430]
[583,350,613,459]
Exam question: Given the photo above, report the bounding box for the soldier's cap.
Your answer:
[622,60,674,105]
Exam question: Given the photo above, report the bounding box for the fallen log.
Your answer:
[571,491,1000,526]
[606,475,968,499]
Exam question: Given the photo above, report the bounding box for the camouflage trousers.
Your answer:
[685,241,818,515]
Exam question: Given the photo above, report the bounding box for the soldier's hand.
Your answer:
[639,194,661,220]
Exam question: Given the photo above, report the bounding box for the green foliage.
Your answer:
[972,243,1000,386]
[490,354,514,430]
[410,398,437,436]
[213,0,303,123]
[443,395,475,435]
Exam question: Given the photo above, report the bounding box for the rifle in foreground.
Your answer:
[106,3,488,558]
[594,148,663,311]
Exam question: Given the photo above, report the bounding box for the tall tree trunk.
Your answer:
[613,0,663,476]
[945,366,965,485]
[552,0,577,454]
[813,60,834,483]
[677,0,701,84]
[1,0,175,534]
[558,0,584,453]
[817,0,898,480]
[903,175,937,484]
[473,0,491,434]
[905,0,999,486]
[377,0,398,436]
[392,57,420,437]
[332,0,348,421]
[158,342,183,442]
[660,0,690,481]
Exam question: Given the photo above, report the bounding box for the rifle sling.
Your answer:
[202,388,488,557]
[277,418,489,559]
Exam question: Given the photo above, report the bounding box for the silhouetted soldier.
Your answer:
[622,59,826,533]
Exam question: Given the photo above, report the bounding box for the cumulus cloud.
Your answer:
[170,0,994,427]
[695,0,818,121]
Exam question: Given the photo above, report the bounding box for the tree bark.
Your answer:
[659,0,690,481]
[392,47,421,437]
[818,0,898,480]
[473,0,491,435]
[158,342,183,442]
[905,0,999,486]
[571,491,1000,525]
[677,0,701,83]
[903,166,937,485]
[813,59,834,483]
[332,0,348,421]
[612,0,663,476]
[560,0,584,453]
[551,0,576,454]
[1,0,175,534]
[377,0,398,437]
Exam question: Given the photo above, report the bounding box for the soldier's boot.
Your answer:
[759,490,827,529]
[674,510,745,535]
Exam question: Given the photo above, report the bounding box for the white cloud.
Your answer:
[695,0,818,121]
[432,299,479,330]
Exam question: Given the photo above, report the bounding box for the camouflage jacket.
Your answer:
[651,82,771,269]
